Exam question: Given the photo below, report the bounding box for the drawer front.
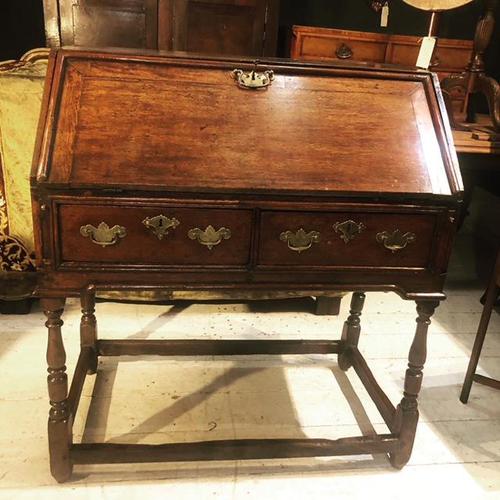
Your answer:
[295,34,386,63]
[387,41,471,72]
[258,211,436,268]
[433,44,471,72]
[57,204,253,266]
[386,42,419,67]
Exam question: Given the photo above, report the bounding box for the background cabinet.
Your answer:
[290,25,473,79]
[50,0,159,49]
[168,0,279,56]
[42,0,280,56]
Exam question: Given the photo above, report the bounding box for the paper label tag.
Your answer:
[416,36,437,69]
[380,3,389,28]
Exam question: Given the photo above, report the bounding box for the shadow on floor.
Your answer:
[76,302,392,483]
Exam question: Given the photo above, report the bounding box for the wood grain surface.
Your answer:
[43,52,455,197]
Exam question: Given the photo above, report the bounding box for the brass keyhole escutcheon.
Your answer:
[143,214,180,240]
[333,220,366,243]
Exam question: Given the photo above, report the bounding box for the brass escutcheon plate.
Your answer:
[142,214,180,240]
[333,220,366,243]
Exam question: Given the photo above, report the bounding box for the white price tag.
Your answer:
[416,36,437,69]
[380,2,389,28]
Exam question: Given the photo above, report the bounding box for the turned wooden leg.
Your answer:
[461,254,500,403]
[80,285,98,374]
[389,300,439,469]
[338,292,365,371]
[42,297,73,483]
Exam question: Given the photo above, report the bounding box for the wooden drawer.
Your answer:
[433,43,472,72]
[387,40,472,72]
[257,211,436,268]
[291,26,472,73]
[295,32,386,63]
[57,204,253,267]
[291,26,390,63]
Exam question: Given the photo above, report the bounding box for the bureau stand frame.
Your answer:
[41,287,439,483]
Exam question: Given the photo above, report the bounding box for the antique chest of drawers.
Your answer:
[31,48,462,481]
[290,25,473,77]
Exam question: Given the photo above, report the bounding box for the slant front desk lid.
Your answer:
[33,48,462,199]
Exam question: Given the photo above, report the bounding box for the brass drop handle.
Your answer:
[280,228,320,253]
[80,222,127,247]
[376,229,416,253]
[336,43,353,59]
[188,225,232,250]
[143,214,180,240]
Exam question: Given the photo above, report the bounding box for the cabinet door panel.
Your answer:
[166,0,277,56]
[58,0,158,48]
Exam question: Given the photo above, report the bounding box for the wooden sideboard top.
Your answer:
[452,115,500,155]
[291,25,474,49]
[290,25,473,79]
[32,48,462,201]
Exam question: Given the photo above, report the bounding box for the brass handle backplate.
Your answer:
[336,43,353,59]
[143,214,180,240]
[333,220,366,243]
[188,225,232,250]
[280,228,320,253]
[376,230,416,253]
[80,222,126,247]
[232,63,274,90]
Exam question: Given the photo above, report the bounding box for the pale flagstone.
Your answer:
[0,283,499,498]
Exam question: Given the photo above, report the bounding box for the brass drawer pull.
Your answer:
[232,64,274,90]
[333,220,366,243]
[188,225,231,250]
[336,43,353,59]
[80,222,126,247]
[143,214,180,240]
[376,230,416,252]
[280,228,320,253]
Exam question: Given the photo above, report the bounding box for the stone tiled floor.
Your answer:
[1,190,499,499]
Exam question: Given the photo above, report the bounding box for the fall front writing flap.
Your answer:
[35,48,461,198]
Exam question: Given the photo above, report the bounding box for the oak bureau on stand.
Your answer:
[31,48,462,482]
